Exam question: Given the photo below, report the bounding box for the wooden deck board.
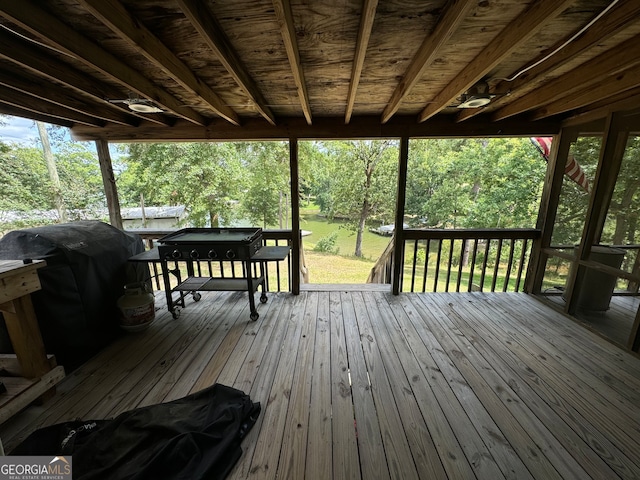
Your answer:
[1,290,640,480]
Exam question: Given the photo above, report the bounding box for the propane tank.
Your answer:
[117,282,155,331]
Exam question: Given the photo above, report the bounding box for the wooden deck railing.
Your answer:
[127,228,294,293]
[542,244,640,294]
[369,228,540,293]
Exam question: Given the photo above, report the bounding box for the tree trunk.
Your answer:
[355,198,370,257]
[36,121,67,222]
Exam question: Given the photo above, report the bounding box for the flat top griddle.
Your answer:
[159,228,261,245]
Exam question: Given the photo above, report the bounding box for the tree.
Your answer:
[551,137,601,247]
[320,140,398,257]
[0,134,104,233]
[405,138,546,229]
[0,145,51,211]
[602,135,640,245]
[238,142,290,228]
[36,121,67,222]
[122,143,246,227]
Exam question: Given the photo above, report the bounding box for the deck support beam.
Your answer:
[526,128,577,294]
[392,137,409,295]
[565,113,628,316]
[289,138,301,295]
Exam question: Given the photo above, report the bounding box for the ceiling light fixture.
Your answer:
[127,103,163,113]
[457,81,494,109]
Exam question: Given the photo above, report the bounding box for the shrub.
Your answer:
[313,231,339,254]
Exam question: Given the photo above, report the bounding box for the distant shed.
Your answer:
[121,205,185,230]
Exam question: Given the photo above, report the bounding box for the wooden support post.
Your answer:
[629,307,640,352]
[1,295,51,379]
[289,138,301,295]
[565,112,628,315]
[525,128,577,293]
[96,139,123,230]
[392,137,409,295]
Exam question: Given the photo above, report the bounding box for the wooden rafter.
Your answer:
[381,0,475,124]
[345,0,378,124]
[531,63,640,121]
[177,0,276,126]
[564,87,640,127]
[0,89,105,127]
[492,34,640,122]
[272,0,312,125]
[0,65,137,126]
[417,0,574,123]
[0,0,207,126]
[79,0,240,126]
[456,0,640,123]
[0,29,171,127]
[0,103,74,128]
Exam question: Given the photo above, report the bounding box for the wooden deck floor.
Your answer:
[542,293,639,348]
[2,289,640,479]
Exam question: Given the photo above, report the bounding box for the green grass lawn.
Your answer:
[299,207,391,261]
[274,206,532,289]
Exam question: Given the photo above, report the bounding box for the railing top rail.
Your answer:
[548,244,640,250]
[403,228,540,241]
[126,228,294,241]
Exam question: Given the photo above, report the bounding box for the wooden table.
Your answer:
[0,260,65,423]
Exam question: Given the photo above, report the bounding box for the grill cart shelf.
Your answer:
[130,228,290,321]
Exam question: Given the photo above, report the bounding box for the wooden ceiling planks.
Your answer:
[0,0,637,140]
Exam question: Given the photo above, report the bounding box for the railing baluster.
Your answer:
[422,239,431,293]
[479,239,491,292]
[445,239,454,292]
[491,239,503,292]
[468,239,478,292]
[515,238,528,292]
[504,239,516,292]
[410,239,419,292]
[456,238,465,292]
[434,240,443,292]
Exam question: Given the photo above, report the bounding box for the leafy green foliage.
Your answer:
[405,138,546,229]
[300,140,398,256]
[237,142,290,228]
[551,136,601,246]
[0,146,51,211]
[122,142,245,227]
[313,231,339,254]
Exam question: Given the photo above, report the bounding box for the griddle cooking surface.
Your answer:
[168,231,254,243]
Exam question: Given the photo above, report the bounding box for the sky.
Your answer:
[0,115,124,159]
[0,115,39,145]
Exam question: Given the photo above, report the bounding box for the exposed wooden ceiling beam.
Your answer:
[345,0,378,124]
[0,103,74,128]
[177,0,276,126]
[0,29,171,127]
[70,115,561,143]
[563,86,640,127]
[79,0,241,126]
[0,0,207,126]
[530,63,640,121]
[456,0,640,123]
[0,88,105,127]
[272,0,312,125]
[492,34,640,122]
[417,0,574,123]
[0,66,138,126]
[381,0,475,124]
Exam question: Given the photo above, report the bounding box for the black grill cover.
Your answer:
[11,384,261,480]
[0,221,145,369]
